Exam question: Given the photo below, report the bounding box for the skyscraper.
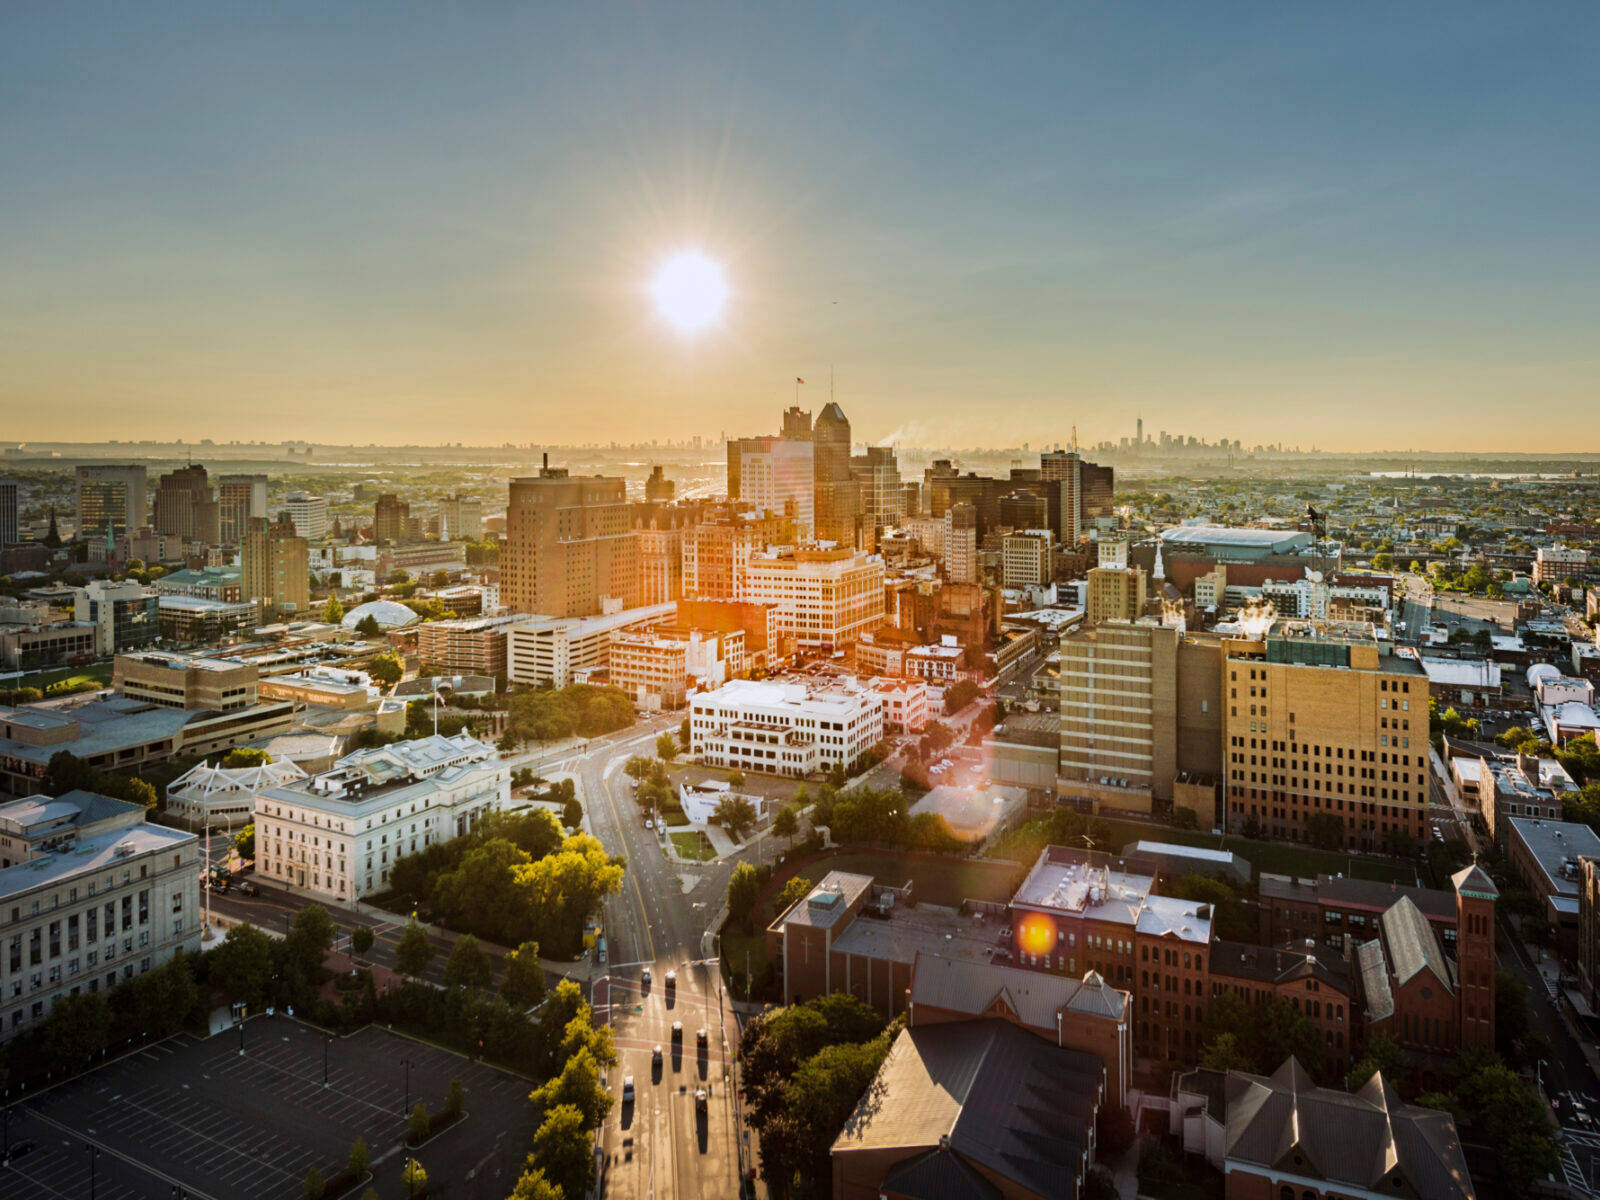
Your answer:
[502,461,637,616]
[734,437,814,537]
[0,479,18,547]
[1040,450,1113,545]
[153,464,220,544]
[852,445,902,531]
[374,494,409,544]
[813,402,859,548]
[76,464,147,541]
[241,514,309,617]
[217,474,268,544]
[285,492,329,540]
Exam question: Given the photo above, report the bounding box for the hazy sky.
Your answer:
[4,3,1599,451]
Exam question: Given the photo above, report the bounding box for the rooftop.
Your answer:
[1419,658,1502,689]
[908,951,1129,1027]
[0,821,195,900]
[777,871,874,931]
[1506,817,1600,898]
[1011,846,1212,944]
[831,903,998,967]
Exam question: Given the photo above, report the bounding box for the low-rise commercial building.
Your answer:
[1504,817,1600,932]
[865,677,928,733]
[253,733,508,904]
[415,614,521,677]
[1418,656,1502,707]
[113,651,259,711]
[608,626,741,710]
[74,580,159,655]
[156,595,260,645]
[689,677,885,777]
[0,792,201,1040]
[505,602,676,687]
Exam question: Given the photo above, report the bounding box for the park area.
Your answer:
[0,1014,536,1200]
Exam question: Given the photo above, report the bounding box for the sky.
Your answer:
[3,2,1599,452]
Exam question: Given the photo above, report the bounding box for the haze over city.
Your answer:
[5,3,1600,451]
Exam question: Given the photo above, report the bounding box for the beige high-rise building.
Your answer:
[1087,565,1147,625]
[943,503,978,584]
[1222,626,1429,851]
[743,547,885,650]
[502,464,637,617]
[217,474,268,544]
[437,494,484,540]
[374,494,409,545]
[1058,622,1178,812]
[241,515,309,617]
[153,464,220,545]
[636,525,684,607]
[733,436,814,538]
[1001,530,1053,589]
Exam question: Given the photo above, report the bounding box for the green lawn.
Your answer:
[670,831,716,861]
[1,663,114,692]
[988,815,1417,886]
[719,928,768,995]
[662,811,689,828]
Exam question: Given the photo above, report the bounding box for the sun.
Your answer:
[651,251,728,331]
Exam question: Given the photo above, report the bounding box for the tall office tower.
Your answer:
[781,406,812,440]
[851,445,902,531]
[1136,416,1143,447]
[1058,622,1179,804]
[1041,450,1114,543]
[241,514,310,617]
[683,521,763,600]
[76,464,148,541]
[813,402,859,548]
[943,503,978,583]
[436,494,484,540]
[736,437,814,538]
[284,492,329,541]
[503,462,637,616]
[1080,460,1115,526]
[153,464,220,544]
[374,493,409,544]
[900,481,922,519]
[643,466,676,503]
[0,479,18,546]
[217,474,268,544]
[1221,628,1429,851]
[1087,563,1147,624]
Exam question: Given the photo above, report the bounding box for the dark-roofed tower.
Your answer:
[1453,863,1498,1050]
[813,402,859,548]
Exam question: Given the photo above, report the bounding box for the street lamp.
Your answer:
[324,1033,332,1087]
[402,1058,412,1118]
[85,1145,99,1200]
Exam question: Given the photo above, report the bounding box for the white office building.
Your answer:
[0,792,201,1039]
[253,733,509,904]
[743,548,885,650]
[284,492,330,541]
[738,438,814,540]
[689,677,884,778]
[505,602,676,687]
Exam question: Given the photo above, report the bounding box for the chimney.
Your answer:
[542,452,549,470]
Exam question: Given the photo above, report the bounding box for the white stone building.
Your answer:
[689,677,885,778]
[253,733,509,904]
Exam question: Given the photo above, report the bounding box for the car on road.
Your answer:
[641,967,651,986]
[653,1045,663,1066]
[697,1027,707,1047]
[623,1076,634,1101]
[695,1087,707,1113]
[237,881,259,897]
[665,969,676,988]
[7,1140,36,1161]
[672,1021,683,1041]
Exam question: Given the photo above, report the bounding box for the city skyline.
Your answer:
[5,4,1600,452]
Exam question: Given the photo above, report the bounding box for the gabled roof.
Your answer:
[1357,938,1395,1021]
[908,952,1129,1030]
[1222,1058,1474,1200]
[879,1147,1001,1200]
[1380,896,1454,992]
[1450,863,1498,901]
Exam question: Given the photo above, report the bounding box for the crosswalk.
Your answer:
[1559,1140,1596,1196]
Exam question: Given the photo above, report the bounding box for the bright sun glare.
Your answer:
[651,251,727,331]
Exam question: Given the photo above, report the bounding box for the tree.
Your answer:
[530,1045,613,1128]
[774,876,811,917]
[728,768,746,787]
[1083,1166,1119,1200]
[222,747,271,768]
[1169,806,1199,830]
[408,1101,431,1143]
[773,805,799,846]
[354,613,381,637]
[497,729,521,754]
[1496,967,1533,1063]
[508,1168,564,1200]
[561,791,583,830]
[432,838,533,946]
[234,824,256,860]
[1455,1060,1557,1192]
[283,904,335,981]
[396,920,434,979]
[624,755,651,781]
[1305,811,1345,851]
[400,1158,427,1195]
[727,862,763,928]
[1372,552,1394,571]
[713,794,758,842]
[1097,1105,1136,1159]
[943,678,978,714]
[656,732,679,761]
[321,596,345,624]
[43,992,112,1073]
[502,941,547,1007]
[1198,1033,1256,1073]
[303,1167,325,1200]
[531,1103,596,1200]
[367,653,404,689]
[445,1077,464,1119]
[347,1137,369,1176]
[443,934,492,990]
[211,922,275,1006]
[350,925,375,961]
[679,716,691,746]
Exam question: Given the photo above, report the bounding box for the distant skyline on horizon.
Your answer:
[4,4,1599,452]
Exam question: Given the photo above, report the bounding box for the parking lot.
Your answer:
[1,1015,538,1199]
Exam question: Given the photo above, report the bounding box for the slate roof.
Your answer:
[879,1147,1002,1200]
[1208,940,1351,992]
[1379,896,1454,992]
[832,1020,1102,1200]
[1222,1058,1474,1200]
[908,952,1128,1029]
[1356,938,1395,1021]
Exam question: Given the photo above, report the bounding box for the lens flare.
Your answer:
[1016,912,1057,958]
